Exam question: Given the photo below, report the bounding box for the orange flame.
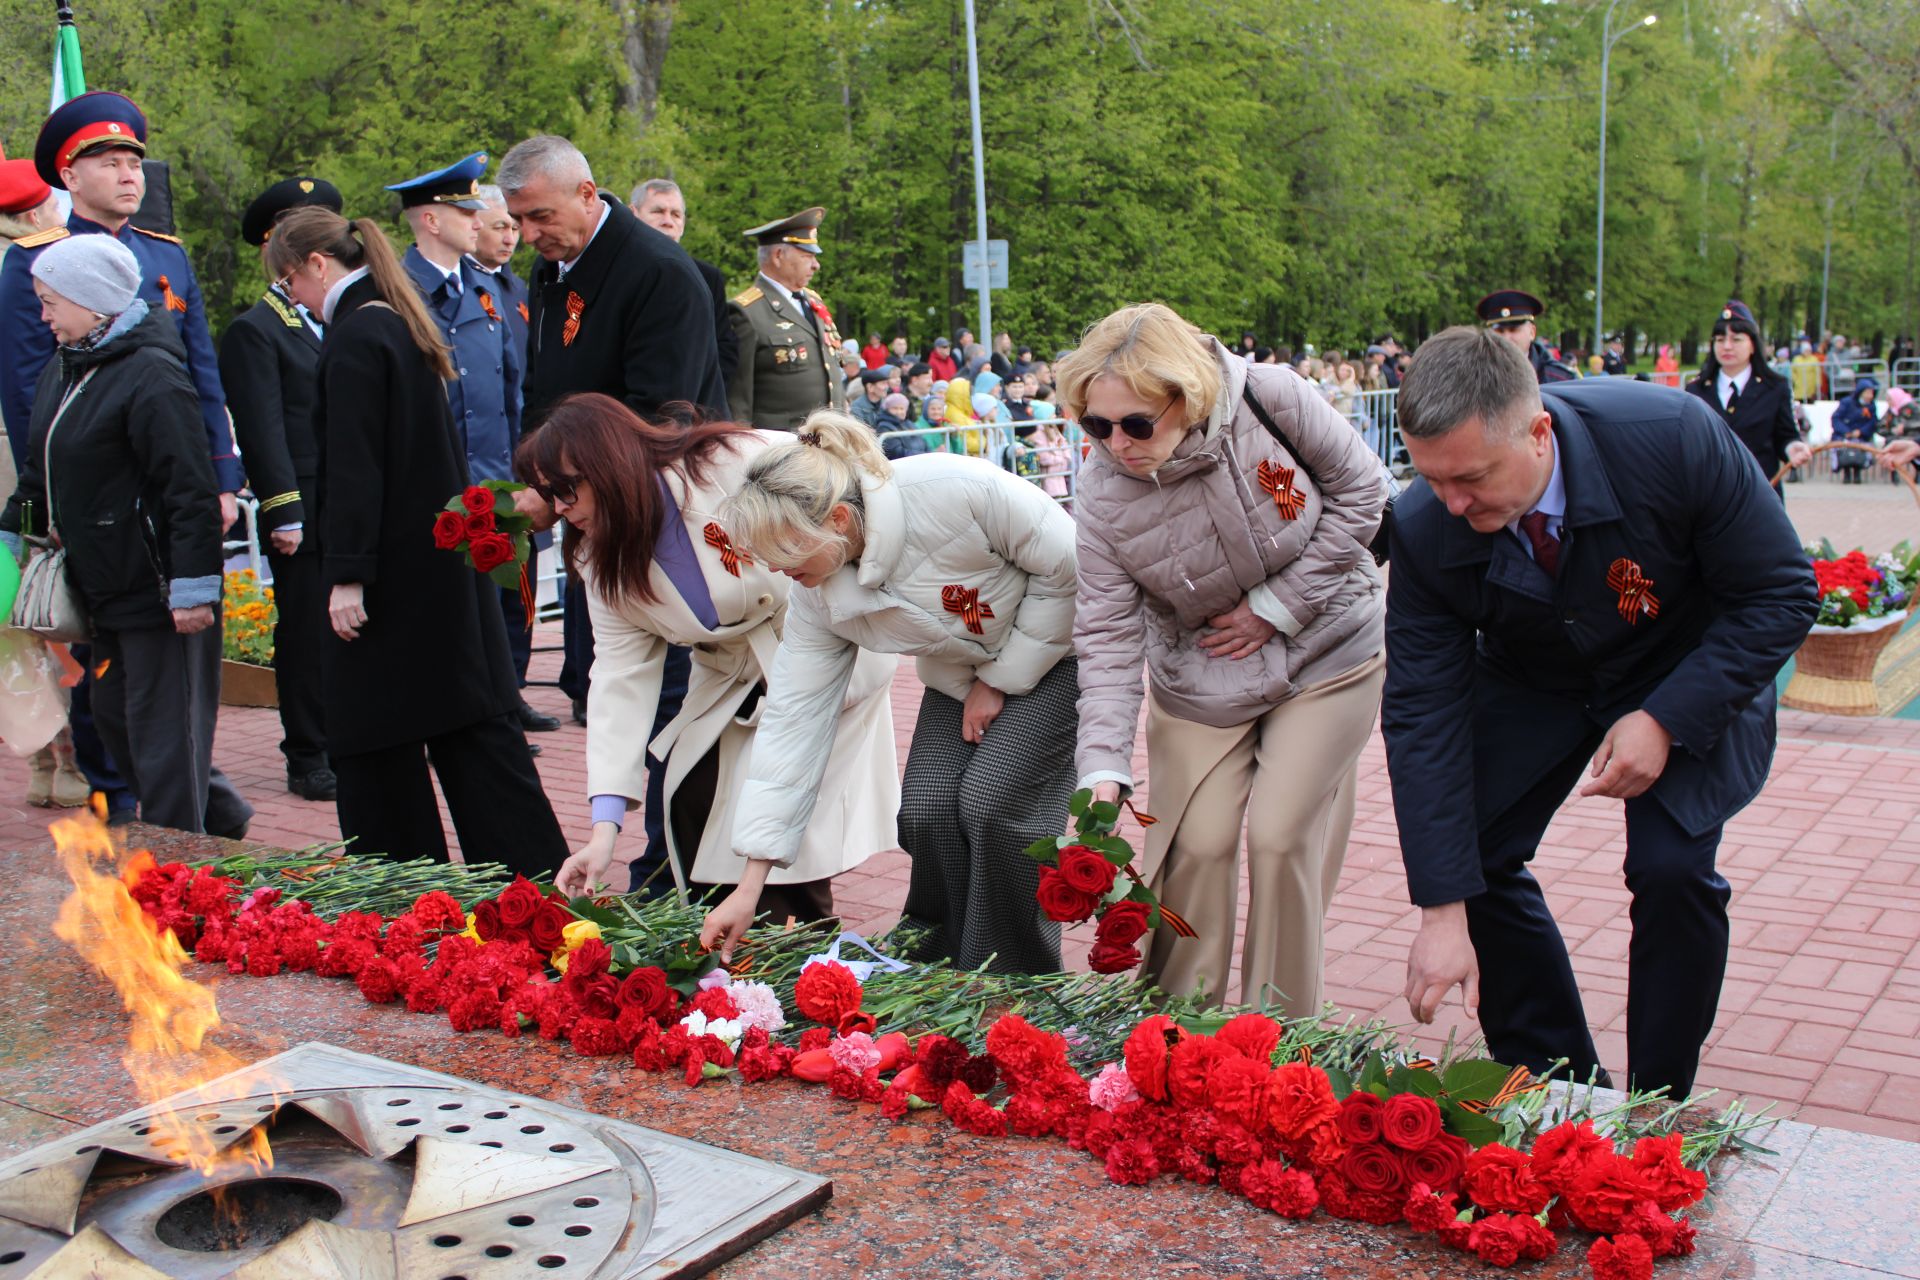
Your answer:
[50,806,274,1178]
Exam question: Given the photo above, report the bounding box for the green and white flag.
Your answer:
[51,6,86,110]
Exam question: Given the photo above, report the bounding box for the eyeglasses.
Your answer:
[272,270,297,294]
[532,473,583,505]
[1079,400,1176,441]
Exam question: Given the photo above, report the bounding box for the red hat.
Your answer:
[0,159,52,215]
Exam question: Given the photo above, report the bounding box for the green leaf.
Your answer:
[1441,1059,1514,1103]
[1088,800,1121,826]
[1323,1065,1354,1100]
[1356,1053,1388,1094]
[1068,789,1090,817]
[1439,1099,1506,1148]
[566,898,624,929]
[487,561,524,590]
[1391,1065,1443,1097]
[1023,835,1059,862]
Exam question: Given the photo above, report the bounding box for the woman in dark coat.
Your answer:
[0,233,252,835]
[1684,300,1808,495]
[265,207,566,874]
[1829,378,1881,484]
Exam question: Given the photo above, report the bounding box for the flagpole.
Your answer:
[52,0,86,108]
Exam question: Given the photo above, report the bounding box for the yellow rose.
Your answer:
[550,919,603,973]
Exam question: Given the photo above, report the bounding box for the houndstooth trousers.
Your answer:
[896,657,1078,975]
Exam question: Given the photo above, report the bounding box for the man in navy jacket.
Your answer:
[1384,325,1816,1096]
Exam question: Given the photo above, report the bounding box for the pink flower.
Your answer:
[696,969,733,991]
[1088,1062,1141,1112]
[828,1030,881,1075]
[729,979,788,1035]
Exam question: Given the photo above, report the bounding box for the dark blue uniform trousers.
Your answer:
[1466,735,1730,1098]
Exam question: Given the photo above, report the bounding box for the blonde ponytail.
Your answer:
[723,410,892,571]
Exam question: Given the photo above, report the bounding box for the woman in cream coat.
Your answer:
[697,412,1078,974]
[523,394,897,919]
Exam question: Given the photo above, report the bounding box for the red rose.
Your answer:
[1057,845,1117,896]
[465,510,497,539]
[1380,1092,1443,1150]
[1464,1141,1550,1213]
[470,532,516,574]
[1265,1062,1340,1141]
[1094,900,1151,947]
[1339,1143,1405,1197]
[793,959,864,1025]
[470,899,501,940]
[1588,1233,1655,1280]
[495,879,543,932]
[1405,1132,1470,1194]
[432,510,469,550]
[462,485,496,515]
[1035,867,1098,923]
[529,903,568,954]
[1337,1091,1384,1144]
[616,966,673,1021]
[1087,939,1141,973]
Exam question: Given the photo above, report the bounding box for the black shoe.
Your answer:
[527,741,543,757]
[516,700,561,733]
[288,768,339,802]
[571,699,587,727]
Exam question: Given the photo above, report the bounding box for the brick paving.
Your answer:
[2,475,1917,1143]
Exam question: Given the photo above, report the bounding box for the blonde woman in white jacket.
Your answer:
[697,411,1080,974]
[521,394,899,920]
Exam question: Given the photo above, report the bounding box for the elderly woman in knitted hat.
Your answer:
[0,234,251,835]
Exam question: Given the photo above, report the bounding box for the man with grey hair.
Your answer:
[629,177,733,396]
[467,182,529,368]
[725,205,847,430]
[1383,324,1816,1098]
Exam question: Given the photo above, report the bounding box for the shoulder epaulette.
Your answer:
[731,285,763,307]
[131,226,184,245]
[13,226,69,250]
[262,290,302,328]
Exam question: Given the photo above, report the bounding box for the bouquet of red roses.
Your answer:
[432,482,535,590]
[1025,788,1195,974]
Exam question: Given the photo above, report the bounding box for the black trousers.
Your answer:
[557,580,594,703]
[267,549,328,776]
[499,585,532,688]
[66,642,135,814]
[663,684,833,923]
[332,713,568,881]
[91,621,253,836]
[1466,738,1731,1097]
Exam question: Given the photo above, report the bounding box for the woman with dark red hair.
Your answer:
[518,393,897,916]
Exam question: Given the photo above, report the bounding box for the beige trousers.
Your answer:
[1141,651,1385,1016]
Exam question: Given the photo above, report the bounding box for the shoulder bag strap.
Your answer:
[1239,375,1326,491]
[42,368,97,540]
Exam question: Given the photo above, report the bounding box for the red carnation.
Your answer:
[1403,1182,1462,1233]
[356,957,404,1004]
[1239,1159,1319,1218]
[409,890,465,932]
[793,960,864,1026]
[1216,1012,1282,1063]
[1206,1055,1272,1132]
[1464,1141,1551,1214]
[470,532,516,574]
[1630,1133,1707,1211]
[1337,1091,1384,1144]
[1466,1212,1555,1266]
[1103,1136,1161,1186]
[1035,866,1098,923]
[1265,1062,1340,1141]
[433,510,469,550]
[1057,845,1117,896]
[462,485,496,515]
[1380,1093,1443,1150]
[1588,1233,1655,1280]
[570,1016,627,1057]
[1122,1015,1183,1102]
[1531,1119,1614,1193]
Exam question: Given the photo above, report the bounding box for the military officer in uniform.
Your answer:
[468,183,530,371]
[726,207,847,431]
[1476,289,1577,385]
[391,153,557,739]
[220,176,342,802]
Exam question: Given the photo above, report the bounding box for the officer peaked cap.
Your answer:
[386,152,489,210]
[35,90,148,189]
[1475,288,1545,327]
[742,206,825,254]
[241,176,344,246]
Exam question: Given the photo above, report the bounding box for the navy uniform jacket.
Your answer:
[1529,339,1578,384]
[1381,379,1817,907]
[404,245,520,483]
[0,215,243,490]
[468,257,530,376]
[1683,364,1799,481]
[218,287,322,539]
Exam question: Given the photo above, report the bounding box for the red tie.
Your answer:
[1519,511,1560,577]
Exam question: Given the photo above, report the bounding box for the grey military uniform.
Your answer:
[726,275,847,431]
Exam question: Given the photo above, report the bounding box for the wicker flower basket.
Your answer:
[220,659,279,709]
[1781,612,1908,715]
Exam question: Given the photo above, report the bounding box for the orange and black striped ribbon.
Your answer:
[703,522,752,576]
[562,291,585,347]
[157,275,188,314]
[1606,558,1660,625]
[1256,459,1305,520]
[941,584,994,634]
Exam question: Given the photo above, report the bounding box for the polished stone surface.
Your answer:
[3,830,1915,1279]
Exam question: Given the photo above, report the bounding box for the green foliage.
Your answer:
[2,0,1912,354]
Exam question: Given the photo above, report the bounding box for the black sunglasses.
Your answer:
[1080,400,1176,441]
[533,472,582,505]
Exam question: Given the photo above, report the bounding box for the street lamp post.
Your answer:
[1595,4,1656,353]
[962,0,991,348]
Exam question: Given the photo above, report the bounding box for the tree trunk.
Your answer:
[612,0,677,127]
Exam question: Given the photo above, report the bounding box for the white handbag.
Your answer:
[9,371,95,643]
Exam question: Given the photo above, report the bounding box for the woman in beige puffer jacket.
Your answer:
[1057,303,1391,1014]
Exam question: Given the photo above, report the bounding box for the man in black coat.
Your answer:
[629,177,734,397]
[1384,326,1817,1097]
[220,176,341,802]
[500,135,723,890]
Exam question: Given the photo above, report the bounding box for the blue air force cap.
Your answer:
[386,151,489,210]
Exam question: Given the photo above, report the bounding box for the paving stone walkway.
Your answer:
[3,477,1915,1143]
